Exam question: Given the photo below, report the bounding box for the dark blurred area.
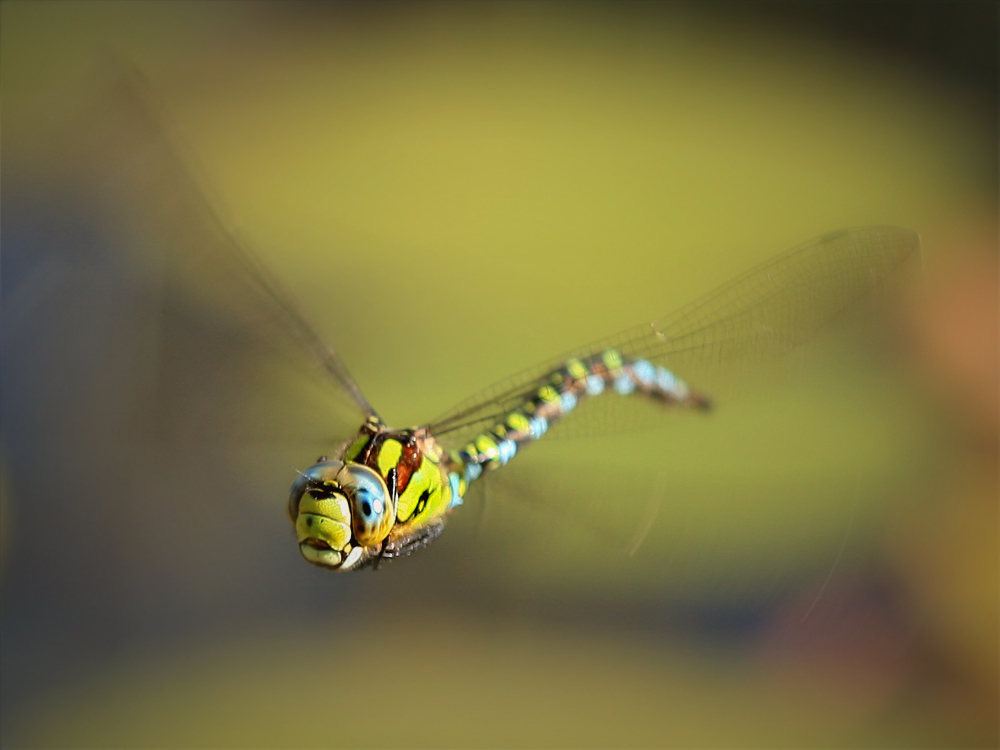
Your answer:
[705,2,996,95]
[278,1,998,126]
[2,2,996,747]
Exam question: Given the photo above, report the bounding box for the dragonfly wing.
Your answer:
[443,447,903,602]
[3,65,371,494]
[32,64,369,439]
[427,227,919,448]
[627,226,917,383]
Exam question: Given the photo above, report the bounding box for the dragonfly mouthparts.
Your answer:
[302,538,332,551]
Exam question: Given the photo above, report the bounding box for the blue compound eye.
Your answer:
[343,464,394,546]
[355,484,382,519]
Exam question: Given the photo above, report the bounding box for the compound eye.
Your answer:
[343,464,395,546]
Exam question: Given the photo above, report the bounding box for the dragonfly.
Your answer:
[288,225,918,570]
[33,68,920,573]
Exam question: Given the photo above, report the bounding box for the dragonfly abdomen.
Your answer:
[454,350,708,484]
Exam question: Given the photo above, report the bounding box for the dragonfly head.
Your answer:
[288,459,395,571]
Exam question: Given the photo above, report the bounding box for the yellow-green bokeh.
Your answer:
[2,2,995,747]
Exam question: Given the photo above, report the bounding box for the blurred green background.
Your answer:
[2,1,996,747]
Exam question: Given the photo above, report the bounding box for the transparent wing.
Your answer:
[427,227,919,448]
[441,446,915,601]
[3,63,371,502]
[21,64,373,445]
[134,65,373,418]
